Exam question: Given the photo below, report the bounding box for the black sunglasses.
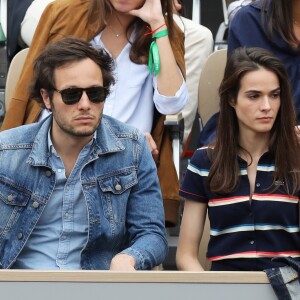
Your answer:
[54,86,107,105]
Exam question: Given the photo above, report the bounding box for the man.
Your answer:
[0,37,167,270]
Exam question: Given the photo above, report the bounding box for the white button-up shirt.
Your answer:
[91,32,188,133]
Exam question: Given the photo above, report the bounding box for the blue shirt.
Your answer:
[228,0,300,122]
[180,147,300,271]
[12,131,95,269]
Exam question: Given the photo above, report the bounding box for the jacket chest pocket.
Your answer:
[98,168,138,222]
[0,178,31,233]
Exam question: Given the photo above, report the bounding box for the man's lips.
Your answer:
[74,115,95,123]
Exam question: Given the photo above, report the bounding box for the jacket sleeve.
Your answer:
[120,134,168,270]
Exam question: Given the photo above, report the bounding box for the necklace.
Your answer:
[108,24,121,38]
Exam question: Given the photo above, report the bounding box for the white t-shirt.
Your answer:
[0,0,7,37]
[20,0,54,46]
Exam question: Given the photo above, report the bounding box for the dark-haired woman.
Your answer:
[176,47,300,271]
[228,0,300,122]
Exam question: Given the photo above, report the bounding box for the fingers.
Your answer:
[144,132,159,156]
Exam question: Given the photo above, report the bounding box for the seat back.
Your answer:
[197,49,227,270]
[5,48,29,110]
[198,48,227,127]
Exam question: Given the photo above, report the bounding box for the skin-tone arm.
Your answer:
[110,254,136,271]
[129,0,183,96]
[130,0,184,155]
[144,132,159,156]
[176,200,208,271]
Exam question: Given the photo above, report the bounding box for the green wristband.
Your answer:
[152,29,169,39]
[148,29,169,76]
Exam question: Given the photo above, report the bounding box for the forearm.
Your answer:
[151,23,183,96]
[123,136,168,270]
[176,253,205,271]
[129,0,184,96]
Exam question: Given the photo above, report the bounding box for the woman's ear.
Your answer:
[229,97,236,108]
[40,89,51,111]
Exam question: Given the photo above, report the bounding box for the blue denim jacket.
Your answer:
[264,257,300,300]
[0,115,167,270]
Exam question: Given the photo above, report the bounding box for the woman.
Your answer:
[4,0,188,226]
[228,0,300,122]
[177,47,300,271]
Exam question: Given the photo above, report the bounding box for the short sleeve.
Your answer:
[179,148,210,203]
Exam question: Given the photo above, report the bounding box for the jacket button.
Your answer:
[7,194,13,202]
[17,233,23,240]
[33,201,39,208]
[115,183,122,191]
[45,170,52,177]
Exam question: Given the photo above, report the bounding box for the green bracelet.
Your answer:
[148,29,169,76]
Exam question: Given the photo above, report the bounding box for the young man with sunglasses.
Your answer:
[0,37,167,270]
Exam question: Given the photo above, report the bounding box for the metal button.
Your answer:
[17,233,23,240]
[32,201,39,208]
[115,183,122,191]
[256,183,260,187]
[7,194,13,202]
[45,170,52,177]
[250,240,255,245]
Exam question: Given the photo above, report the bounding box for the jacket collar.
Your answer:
[28,115,125,167]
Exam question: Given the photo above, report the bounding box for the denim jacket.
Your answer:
[0,115,167,270]
[264,257,300,300]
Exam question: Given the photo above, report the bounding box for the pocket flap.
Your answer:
[0,178,31,206]
[98,168,138,194]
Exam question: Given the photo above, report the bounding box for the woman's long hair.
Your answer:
[207,47,300,195]
[87,0,175,64]
[261,0,299,47]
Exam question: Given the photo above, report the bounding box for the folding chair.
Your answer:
[5,47,29,110]
[197,48,227,270]
[215,0,229,50]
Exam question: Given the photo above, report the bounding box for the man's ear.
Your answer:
[40,89,51,110]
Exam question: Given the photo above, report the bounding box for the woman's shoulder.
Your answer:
[189,146,213,168]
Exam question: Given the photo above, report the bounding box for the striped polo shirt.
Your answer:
[180,147,300,270]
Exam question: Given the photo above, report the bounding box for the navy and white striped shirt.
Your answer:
[180,147,300,270]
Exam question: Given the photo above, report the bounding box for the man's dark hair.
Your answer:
[30,37,115,106]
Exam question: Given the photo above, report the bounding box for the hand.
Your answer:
[144,132,159,156]
[128,0,165,29]
[110,254,136,271]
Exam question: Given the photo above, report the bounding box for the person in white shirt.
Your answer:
[20,0,54,46]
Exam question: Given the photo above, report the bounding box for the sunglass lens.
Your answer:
[86,87,106,103]
[61,88,82,104]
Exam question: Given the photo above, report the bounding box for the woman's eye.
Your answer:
[248,94,258,100]
[271,92,280,98]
